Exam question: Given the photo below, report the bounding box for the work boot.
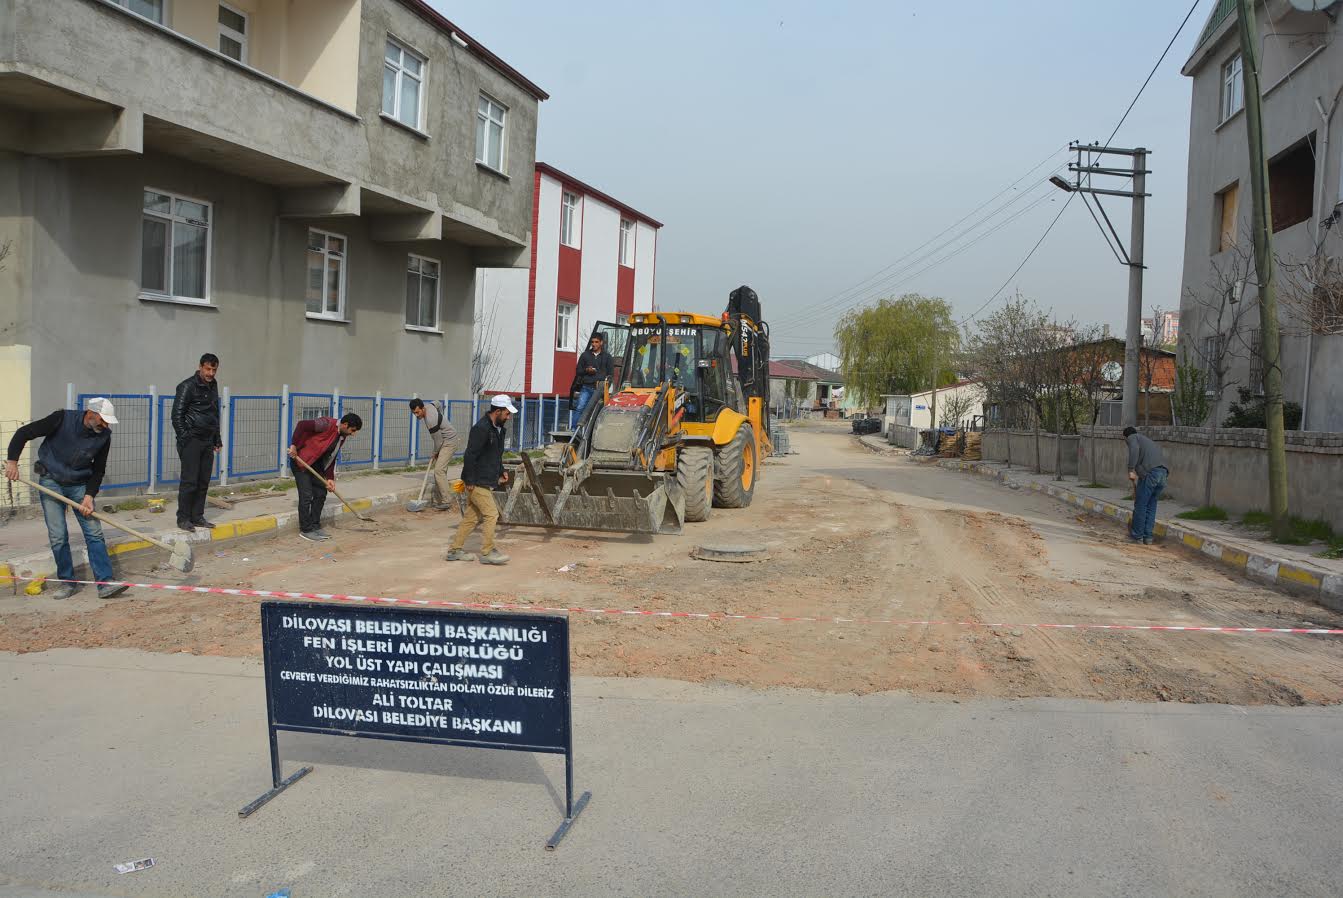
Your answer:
[177,519,195,533]
[191,518,216,530]
[479,549,510,566]
[444,548,473,562]
[97,583,130,600]
[51,582,81,600]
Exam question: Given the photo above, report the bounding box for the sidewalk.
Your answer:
[0,466,439,588]
[937,458,1343,610]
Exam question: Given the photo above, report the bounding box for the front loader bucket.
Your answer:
[496,468,685,536]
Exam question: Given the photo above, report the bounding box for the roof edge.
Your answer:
[396,0,549,101]
[536,162,664,228]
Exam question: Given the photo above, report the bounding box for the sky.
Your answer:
[436,0,1206,359]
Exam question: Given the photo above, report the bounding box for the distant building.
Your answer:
[1141,310,1180,346]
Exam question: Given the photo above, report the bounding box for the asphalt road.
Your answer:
[1,648,1340,898]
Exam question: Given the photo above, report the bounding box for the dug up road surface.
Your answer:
[5,425,1343,706]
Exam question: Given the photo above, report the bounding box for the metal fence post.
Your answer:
[372,390,382,470]
[519,396,527,451]
[280,384,290,475]
[410,392,419,462]
[66,383,75,411]
[148,384,158,494]
[220,386,231,487]
[553,393,560,434]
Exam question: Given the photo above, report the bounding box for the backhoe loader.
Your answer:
[495,285,773,535]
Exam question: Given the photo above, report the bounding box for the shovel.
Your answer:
[406,461,434,513]
[19,476,194,573]
[290,454,375,524]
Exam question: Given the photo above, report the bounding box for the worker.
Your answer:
[171,351,221,532]
[570,333,613,426]
[287,412,362,542]
[445,394,515,565]
[4,398,127,600]
[1125,426,1168,546]
[409,398,458,509]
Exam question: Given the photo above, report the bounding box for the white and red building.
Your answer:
[474,163,661,397]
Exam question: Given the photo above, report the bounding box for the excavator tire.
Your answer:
[713,423,757,509]
[678,445,714,523]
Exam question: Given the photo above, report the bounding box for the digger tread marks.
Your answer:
[678,445,714,523]
[713,423,756,509]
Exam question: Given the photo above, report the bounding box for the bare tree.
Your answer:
[1055,325,1110,484]
[937,387,977,429]
[472,283,519,398]
[967,294,1053,473]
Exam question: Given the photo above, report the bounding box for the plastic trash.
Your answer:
[23,577,44,596]
[114,858,155,874]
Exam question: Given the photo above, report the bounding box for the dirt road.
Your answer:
[5,426,1343,705]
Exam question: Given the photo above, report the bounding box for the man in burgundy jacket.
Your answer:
[287,412,362,541]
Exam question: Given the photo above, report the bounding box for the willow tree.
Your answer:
[834,294,960,417]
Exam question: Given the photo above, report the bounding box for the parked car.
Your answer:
[851,416,882,435]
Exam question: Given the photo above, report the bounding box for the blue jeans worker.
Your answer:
[1124,425,1168,545]
[570,332,613,427]
[5,398,127,599]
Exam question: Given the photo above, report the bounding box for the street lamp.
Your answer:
[1049,175,1074,193]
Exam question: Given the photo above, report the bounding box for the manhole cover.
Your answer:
[690,544,770,563]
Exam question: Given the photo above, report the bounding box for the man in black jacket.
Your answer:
[445,395,515,565]
[171,352,221,532]
[570,333,613,426]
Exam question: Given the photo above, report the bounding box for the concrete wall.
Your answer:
[982,430,1080,478]
[1179,2,1343,431]
[887,424,919,449]
[11,151,474,410]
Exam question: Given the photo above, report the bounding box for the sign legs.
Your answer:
[238,726,312,818]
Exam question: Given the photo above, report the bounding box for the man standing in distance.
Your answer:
[287,412,362,542]
[445,395,515,565]
[5,398,126,599]
[570,332,613,427]
[409,398,458,509]
[171,352,221,532]
[1125,426,1169,546]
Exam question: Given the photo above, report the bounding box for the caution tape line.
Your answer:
[7,576,1343,637]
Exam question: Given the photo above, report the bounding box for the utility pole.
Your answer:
[1050,142,1149,426]
[1236,0,1290,541]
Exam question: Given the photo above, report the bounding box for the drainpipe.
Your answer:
[1305,87,1343,429]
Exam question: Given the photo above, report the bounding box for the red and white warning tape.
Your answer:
[8,576,1343,637]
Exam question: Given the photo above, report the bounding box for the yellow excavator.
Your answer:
[496,285,773,535]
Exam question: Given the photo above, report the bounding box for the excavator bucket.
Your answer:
[495,454,685,536]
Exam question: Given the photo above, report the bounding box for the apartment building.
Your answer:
[0,0,546,425]
[1178,0,1343,430]
[474,163,661,396]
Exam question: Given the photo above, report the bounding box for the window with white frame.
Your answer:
[382,37,425,130]
[406,255,441,330]
[560,192,579,247]
[141,189,211,303]
[306,229,346,319]
[619,218,634,267]
[1221,53,1244,122]
[218,4,248,63]
[556,302,577,351]
[112,0,163,23]
[476,93,507,172]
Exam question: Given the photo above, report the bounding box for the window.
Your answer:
[306,229,346,319]
[112,0,163,23]
[1268,137,1315,233]
[619,219,634,267]
[141,189,211,303]
[1201,334,1225,394]
[382,37,425,130]
[217,4,247,62]
[1215,182,1239,253]
[560,192,579,247]
[405,255,441,331]
[1221,53,1244,122]
[476,93,507,172]
[556,302,577,351]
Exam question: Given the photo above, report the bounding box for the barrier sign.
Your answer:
[240,601,589,848]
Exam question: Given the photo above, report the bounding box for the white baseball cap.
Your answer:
[85,397,119,425]
[489,394,518,414]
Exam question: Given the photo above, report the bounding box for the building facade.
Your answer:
[1179,0,1343,430]
[475,163,661,397]
[0,0,546,427]
[1141,310,1180,346]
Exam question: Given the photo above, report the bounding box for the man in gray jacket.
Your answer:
[1124,426,1168,545]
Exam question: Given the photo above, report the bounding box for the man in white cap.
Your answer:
[4,398,128,599]
[445,394,516,565]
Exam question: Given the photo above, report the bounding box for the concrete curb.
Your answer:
[0,486,420,587]
[940,459,1343,612]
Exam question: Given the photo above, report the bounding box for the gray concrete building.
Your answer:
[1179,0,1343,431]
[0,0,546,427]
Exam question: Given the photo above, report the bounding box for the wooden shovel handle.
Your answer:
[18,475,178,553]
[291,453,368,520]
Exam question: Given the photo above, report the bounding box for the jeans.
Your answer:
[291,462,328,533]
[1130,467,1168,540]
[39,476,114,583]
[570,385,596,427]
[177,437,215,523]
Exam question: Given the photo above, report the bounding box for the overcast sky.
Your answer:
[438,0,1205,359]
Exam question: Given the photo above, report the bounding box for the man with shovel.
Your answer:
[409,398,458,511]
[287,412,362,542]
[5,398,127,599]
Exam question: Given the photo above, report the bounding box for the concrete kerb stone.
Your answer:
[938,459,1343,612]
[0,487,420,588]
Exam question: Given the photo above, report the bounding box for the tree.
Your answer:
[472,283,519,397]
[1171,361,1210,429]
[834,294,959,408]
[966,295,1053,472]
[937,387,978,429]
[1052,325,1109,483]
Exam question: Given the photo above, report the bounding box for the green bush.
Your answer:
[1222,387,1303,430]
[1176,506,1228,521]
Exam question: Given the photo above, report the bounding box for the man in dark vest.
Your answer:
[287,412,362,541]
[5,398,127,600]
[171,352,221,532]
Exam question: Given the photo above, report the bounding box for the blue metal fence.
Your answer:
[77,393,152,489]
[155,394,219,486]
[229,395,282,478]
[336,395,376,470]
[378,397,413,465]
